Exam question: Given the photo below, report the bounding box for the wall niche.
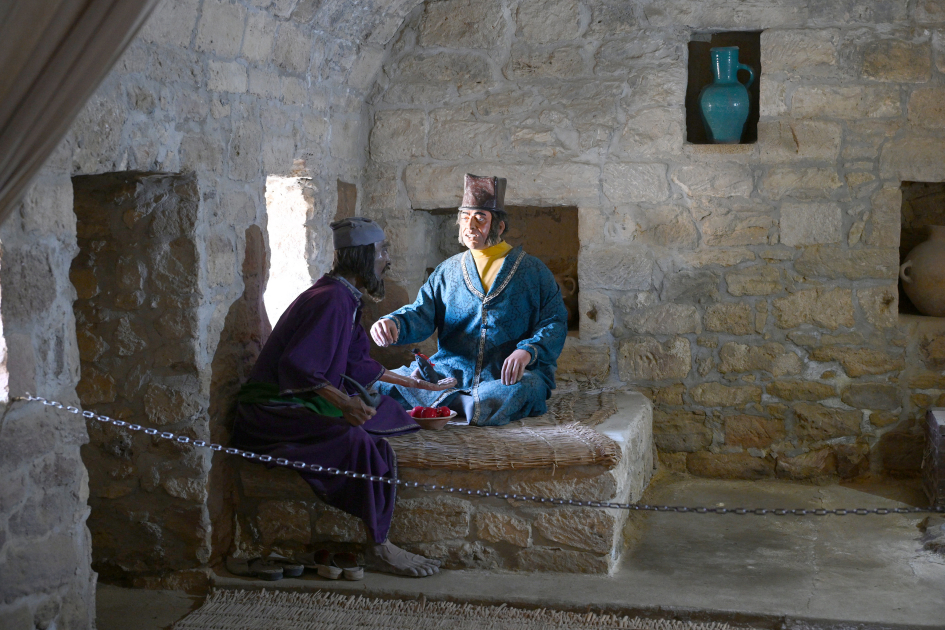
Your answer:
[899,181,945,316]
[71,171,212,581]
[686,31,761,145]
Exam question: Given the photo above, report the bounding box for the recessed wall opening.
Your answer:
[335,179,357,221]
[899,181,945,316]
[264,176,315,326]
[686,31,761,144]
[418,205,580,332]
[70,171,210,581]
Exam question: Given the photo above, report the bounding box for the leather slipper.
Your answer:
[332,552,364,581]
[297,549,341,579]
[248,558,284,581]
[225,556,283,581]
[267,553,304,578]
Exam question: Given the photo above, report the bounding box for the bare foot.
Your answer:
[366,540,441,577]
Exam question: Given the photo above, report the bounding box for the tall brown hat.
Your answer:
[459,174,507,212]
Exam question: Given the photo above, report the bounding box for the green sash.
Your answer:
[237,381,343,417]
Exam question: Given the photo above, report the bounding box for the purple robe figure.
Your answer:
[231,275,419,544]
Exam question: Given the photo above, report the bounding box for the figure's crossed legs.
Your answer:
[366,540,441,577]
[405,368,548,427]
[472,370,548,426]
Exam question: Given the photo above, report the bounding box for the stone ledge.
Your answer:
[232,391,653,574]
[899,313,945,325]
[684,142,756,155]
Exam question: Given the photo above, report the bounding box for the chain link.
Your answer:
[15,394,944,517]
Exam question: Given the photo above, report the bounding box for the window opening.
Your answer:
[264,176,314,325]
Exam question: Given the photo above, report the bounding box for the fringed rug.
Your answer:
[388,389,621,471]
[173,590,735,630]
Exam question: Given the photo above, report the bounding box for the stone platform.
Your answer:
[232,390,654,574]
[924,408,945,509]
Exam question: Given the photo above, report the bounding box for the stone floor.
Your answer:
[96,475,945,630]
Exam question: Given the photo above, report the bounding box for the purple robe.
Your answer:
[231,275,419,543]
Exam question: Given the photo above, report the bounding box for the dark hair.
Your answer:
[329,243,384,299]
[456,209,509,247]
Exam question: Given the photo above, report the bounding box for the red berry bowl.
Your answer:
[413,406,457,430]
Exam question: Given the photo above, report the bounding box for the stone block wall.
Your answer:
[71,172,215,581]
[0,146,95,628]
[364,0,945,481]
[232,463,629,573]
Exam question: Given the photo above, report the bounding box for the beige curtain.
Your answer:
[0,0,160,225]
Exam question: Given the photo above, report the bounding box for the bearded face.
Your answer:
[363,240,390,302]
[329,240,390,302]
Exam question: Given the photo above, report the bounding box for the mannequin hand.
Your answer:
[501,349,531,386]
[404,368,456,391]
[337,395,376,427]
[412,376,457,391]
[370,319,398,347]
[317,384,376,427]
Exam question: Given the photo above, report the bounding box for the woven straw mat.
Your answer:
[387,389,620,471]
[174,589,735,630]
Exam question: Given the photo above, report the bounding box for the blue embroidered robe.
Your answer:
[377,246,568,426]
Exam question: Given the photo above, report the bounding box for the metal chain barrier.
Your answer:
[15,394,944,517]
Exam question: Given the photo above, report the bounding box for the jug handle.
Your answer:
[899,260,913,284]
[738,63,755,88]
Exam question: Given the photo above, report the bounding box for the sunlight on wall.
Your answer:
[264,176,314,326]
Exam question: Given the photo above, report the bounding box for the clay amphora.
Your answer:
[699,46,755,144]
[900,225,945,317]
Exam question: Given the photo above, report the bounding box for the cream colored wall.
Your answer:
[364,0,945,480]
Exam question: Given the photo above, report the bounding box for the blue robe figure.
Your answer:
[376,245,568,426]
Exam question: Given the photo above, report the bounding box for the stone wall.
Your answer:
[233,464,630,573]
[71,172,216,583]
[364,0,945,481]
[0,145,95,629]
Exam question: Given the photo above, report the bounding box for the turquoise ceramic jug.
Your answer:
[699,46,755,144]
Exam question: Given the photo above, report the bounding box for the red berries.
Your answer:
[409,405,453,418]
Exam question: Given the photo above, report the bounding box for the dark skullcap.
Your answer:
[330,217,385,250]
